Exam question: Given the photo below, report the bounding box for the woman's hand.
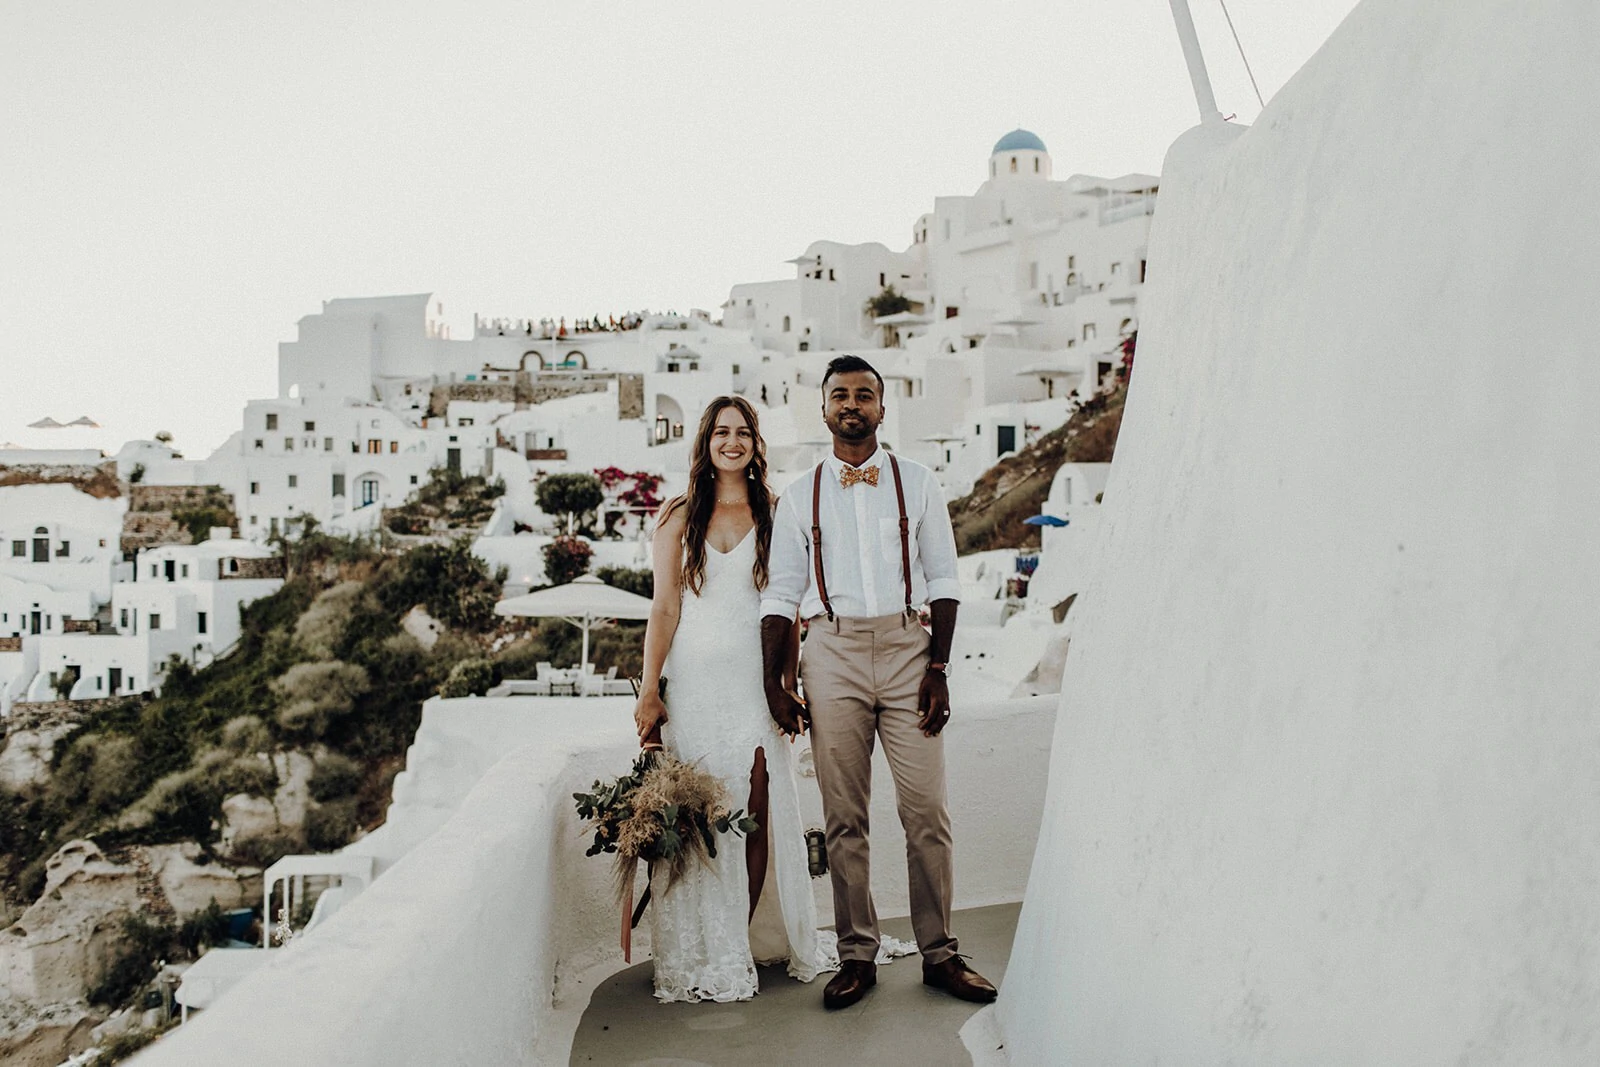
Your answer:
[634,686,668,743]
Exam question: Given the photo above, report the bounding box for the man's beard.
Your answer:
[828,412,877,441]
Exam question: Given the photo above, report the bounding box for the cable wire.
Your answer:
[1217,0,1266,109]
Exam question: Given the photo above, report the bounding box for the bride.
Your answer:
[633,395,834,1002]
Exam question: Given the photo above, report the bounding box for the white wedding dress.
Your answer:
[653,528,837,1002]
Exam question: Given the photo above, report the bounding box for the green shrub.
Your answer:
[293,581,372,659]
[542,535,592,585]
[307,753,363,802]
[596,565,652,599]
[304,797,360,851]
[272,661,370,740]
[376,539,501,632]
[535,472,603,533]
[219,716,271,755]
[438,658,495,698]
[176,898,230,954]
[89,913,176,1006]
[228,829,303,869]
[87,1024,168,1066]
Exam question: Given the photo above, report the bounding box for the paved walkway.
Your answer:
[570,902,1019,1066]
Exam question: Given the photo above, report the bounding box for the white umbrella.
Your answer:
[493,574,653,678]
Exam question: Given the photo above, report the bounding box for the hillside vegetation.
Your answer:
[948,380,1127,555]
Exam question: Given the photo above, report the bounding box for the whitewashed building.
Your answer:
[25,529,282,704]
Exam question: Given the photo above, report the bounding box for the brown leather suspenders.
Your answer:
[810,455,914,621]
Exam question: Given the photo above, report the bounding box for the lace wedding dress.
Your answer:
[653,528,837,1002]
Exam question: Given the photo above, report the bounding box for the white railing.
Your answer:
[138,693,1056,1065]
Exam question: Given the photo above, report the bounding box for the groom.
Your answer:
[760,355,997,1010]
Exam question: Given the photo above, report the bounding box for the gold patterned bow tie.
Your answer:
[840,464,880,488]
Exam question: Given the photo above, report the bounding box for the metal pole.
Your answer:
[1167,0,1225,125]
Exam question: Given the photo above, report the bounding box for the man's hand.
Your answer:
[765,681,809,738]
[916,670,951,737]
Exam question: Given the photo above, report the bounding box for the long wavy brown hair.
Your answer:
[663,395,774,595]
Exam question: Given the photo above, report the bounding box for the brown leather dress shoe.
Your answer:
[823,959,877,1010]
[922,955,997,1003]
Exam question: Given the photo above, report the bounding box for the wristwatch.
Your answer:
[925,662,948,676]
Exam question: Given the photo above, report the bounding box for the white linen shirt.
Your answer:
[760,448,962,620]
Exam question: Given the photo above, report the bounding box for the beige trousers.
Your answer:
[800,612,957,965]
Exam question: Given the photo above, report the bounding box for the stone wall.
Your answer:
[218,556,284,580]
[428,382,515,415]
[6,698,121,735]
[616,374,644,420]
[0,637,20,653]
[526,379,608,406]
[122,484,235,554]
[0,462,122,500]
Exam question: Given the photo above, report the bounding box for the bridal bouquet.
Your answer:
[573,749,759,904]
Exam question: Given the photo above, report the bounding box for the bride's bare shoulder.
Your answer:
[654,496,688,539]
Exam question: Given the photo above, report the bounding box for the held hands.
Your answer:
[634,687,668,745]
[916,670,952,737]
[764,681,809,738]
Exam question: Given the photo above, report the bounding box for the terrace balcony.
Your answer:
[139,617,1053,1066]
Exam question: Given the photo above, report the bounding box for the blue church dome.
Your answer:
[992,128,1047,154]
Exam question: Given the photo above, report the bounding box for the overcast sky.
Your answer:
[1,0,1359,456]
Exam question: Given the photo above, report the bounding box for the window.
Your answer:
[266,413,278,430]
[120,608,129,629]
[409,474,418,485]
[197,611,207,634]
[10,541,23,557]
[879,273,885,286]
[304,420,315,432]
[56,541,69,557]
[249,515,258,525]
[332,474,345,497]
[324,437,334,451]
[1009,156,1018,173]
[284,437,293,451]
[361,479,379,506]
[149,613,161,630]
[1068,255,1075,269]
[389,441,398,453]
[367,439,382,454]
[945,306,959,319]
[828,269,835,280]
[288,474,298,488]
[1110,262,1123,277]
[1140,259,1147,283]
[1034,157,1040,173]
[457,418,474,426]
[731,364,740,375]
[689,361,699,371]
[1083,323,1097,341]
[667,361,679,372]
[351,441,359,453]
[181,563,189,578]
[782,316,791,333]
[250,482,260,495]
[150,564,158,577]
[254,439,264,451]
[1066,272,1078,287]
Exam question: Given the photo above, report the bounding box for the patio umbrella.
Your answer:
[1023,514,1069,527]
[493,574,653,676]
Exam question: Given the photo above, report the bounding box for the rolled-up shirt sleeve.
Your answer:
[761,488,809,618]
[918,467,962,604]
